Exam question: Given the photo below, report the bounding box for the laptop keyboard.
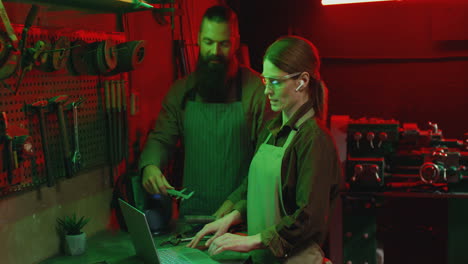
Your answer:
[158,249,192,264]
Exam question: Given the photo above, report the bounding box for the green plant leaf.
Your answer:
[56,214,90,236]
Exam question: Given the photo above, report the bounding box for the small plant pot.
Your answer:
[65,232,87,256]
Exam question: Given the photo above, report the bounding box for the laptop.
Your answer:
[118,198,220,264]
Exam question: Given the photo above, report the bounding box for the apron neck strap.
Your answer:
[263,130,297,149]
[235,68,242,100]
[264,133,273,144]
[283,130,297,149]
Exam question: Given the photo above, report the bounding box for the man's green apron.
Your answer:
[180,75,253,217]
[247,130,296,264]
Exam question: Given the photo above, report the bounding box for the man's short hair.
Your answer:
[201,5,239,37]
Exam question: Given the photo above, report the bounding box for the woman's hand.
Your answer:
[186,210,242,248]
[207,233,263,256]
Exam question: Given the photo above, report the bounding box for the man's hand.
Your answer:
[213,200,234,219]
[186,210,241,248]
[207,233,263,256]
[142,165,174,195]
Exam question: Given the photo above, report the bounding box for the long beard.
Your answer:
[195,54,229,103]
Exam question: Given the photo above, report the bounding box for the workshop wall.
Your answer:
[0,3,117,264]
[0,2,173,264]
[128,0,219,154]
[297,0,468,139]
[0,168,110,264]
[0,0,219,261]
[238,0,468,139]
[122,10,174,169]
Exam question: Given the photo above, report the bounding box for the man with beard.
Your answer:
[138,5,269,219]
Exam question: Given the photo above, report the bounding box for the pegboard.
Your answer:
[0,24,127,196]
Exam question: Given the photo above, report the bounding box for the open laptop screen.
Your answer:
[119,198,161,264]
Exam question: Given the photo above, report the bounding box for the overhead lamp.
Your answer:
[322,0,400,5]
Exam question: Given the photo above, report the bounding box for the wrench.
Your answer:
[49,95,73,178]
[71,101,82,172]
[29,100,54,187]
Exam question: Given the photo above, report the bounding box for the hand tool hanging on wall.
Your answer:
[116,80,123,162]
[0,1,20,82]
[121,79,129,160]
[0,112,34,184]
[173,39,189,79]
[71,98,85,173]
[27,100,54,187]
[105,80,115,186]
[15,40,46,94]
[111,80,120,167]
[1,112,15,183]
[0,31,20,82]
[1,112,33,184]
[48,95,73,178]
[14,4,41,94]
[18,5,39,54]
[106,40,146,75]
[35,39,51,71]
[0,1,17,50]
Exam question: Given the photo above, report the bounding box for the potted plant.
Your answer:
[56,213,90,256]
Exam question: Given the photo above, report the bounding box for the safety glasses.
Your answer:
[260,72,302,90]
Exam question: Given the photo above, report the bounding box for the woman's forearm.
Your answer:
[226,210,243,226]
[250,233,264,250]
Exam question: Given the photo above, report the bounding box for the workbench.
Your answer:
[40,230,249,264]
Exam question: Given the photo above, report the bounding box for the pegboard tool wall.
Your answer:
[0,25,126,196]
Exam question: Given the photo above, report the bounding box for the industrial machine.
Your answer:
[343,117,468,192]
[331,116,468,264]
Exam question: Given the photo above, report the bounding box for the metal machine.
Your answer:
[344,117,468,192]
